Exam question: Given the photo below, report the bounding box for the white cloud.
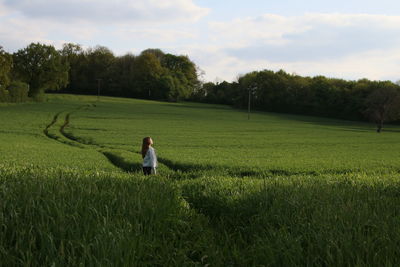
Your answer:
[0,2,10,16]
[209,13,400,50]
[1,0,209,24]
[197,13,400,81]
[116,28,196,43]
[190,46,400,83]
[0,13,101,51]
[0,0,208,52]
[0,17,49,51]
[210,14,310,47]
[284,48,400,81]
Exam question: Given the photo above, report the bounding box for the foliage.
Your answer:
[12,43,69,98]
[193,69,400,129]
[161,53,199,101]
[6,81,29,102]
[0,88,9,102]
[60,44,200,101]
[0,46,13,102]
[59,43,87,95]
[364,81,400,132]
[133,52,165,98]
[0,46,12,90]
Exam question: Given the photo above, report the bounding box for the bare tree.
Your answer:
[364,83,400,132]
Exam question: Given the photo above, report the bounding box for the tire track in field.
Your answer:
[43,105,294,178]
[43,104,254,177]
[43,111,63,138]
[43,104,198,175]
[43,107,313,178]
[43,104,142,173]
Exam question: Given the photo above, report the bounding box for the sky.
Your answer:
[1,0,400,82]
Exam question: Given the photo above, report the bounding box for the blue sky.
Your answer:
[1,0,400,82]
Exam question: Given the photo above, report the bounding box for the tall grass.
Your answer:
[180,173,400,266]
[3,166,400,265]
[0,166,212,266]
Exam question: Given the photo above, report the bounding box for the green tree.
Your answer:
[7,81,29,102]
[84,46,115,96]
[364,82,400,132]
[158,74,178,101]
[0,46,12,102]
[140,48,165,62]
[134,53,165,98]
[110,53,137,97]
[12,43,69,98]
[59,43,86,94]
[0,46,12,90]
[192,82,213,102]
[162,54,199,100]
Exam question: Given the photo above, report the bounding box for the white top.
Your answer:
[143,147,157,167]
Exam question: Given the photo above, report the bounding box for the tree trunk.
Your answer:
[376,120,383,133]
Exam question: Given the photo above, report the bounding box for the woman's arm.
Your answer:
[150,148,157,167]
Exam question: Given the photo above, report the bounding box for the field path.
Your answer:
[42,103,221,177]
[43,111,63,138]
[43,103,142,172]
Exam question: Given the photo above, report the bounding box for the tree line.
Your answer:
[1,43,400,131]
[0,43,200,103]
[192,70,400,132]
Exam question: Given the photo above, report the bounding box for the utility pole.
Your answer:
[248,84,256,120]
[248,88,251,120]
[96,78,102,102]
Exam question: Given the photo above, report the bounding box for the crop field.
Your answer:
[1,94,400,266]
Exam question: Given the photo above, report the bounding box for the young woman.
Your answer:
[141,137,157,175]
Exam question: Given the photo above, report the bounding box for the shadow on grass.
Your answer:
[179,175,400,267]
[102,151,142,173]
[160,101,235,111]
[158,157,260,178]
[158,157,214,173]
[158,156,357,179]
[382,128,400,133]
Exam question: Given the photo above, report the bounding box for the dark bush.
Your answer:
[7,81,29,102]
[0,88,10,102]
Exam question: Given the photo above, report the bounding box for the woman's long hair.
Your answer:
[141,137,152,158]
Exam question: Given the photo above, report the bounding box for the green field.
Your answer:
[1,94,400,266]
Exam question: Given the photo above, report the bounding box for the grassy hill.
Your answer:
[1,94,400,265]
